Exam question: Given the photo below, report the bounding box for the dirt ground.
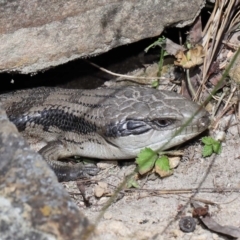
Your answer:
[62,112,240,240]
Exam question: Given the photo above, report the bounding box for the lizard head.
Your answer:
[100,87,210,158]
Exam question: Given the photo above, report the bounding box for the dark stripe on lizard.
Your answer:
[9,108,97,134]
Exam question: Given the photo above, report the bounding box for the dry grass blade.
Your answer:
[226,0,240,34]
[196,0,237,101]
[84,59,166,83]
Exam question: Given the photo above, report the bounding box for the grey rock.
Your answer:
[0,106,91,240]
[0,0,205,73]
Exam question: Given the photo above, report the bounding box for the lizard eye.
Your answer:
[154,119,173,127]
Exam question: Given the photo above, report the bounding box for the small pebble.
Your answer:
[94,185,105,198]
[97,161,118,169]
[171,229,184,238]
[179,216,196,233]
[215,131,226,142]
[104,212,112,220]
[98,181,108,189]
[97,197,109,205]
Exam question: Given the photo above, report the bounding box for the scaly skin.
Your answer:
[0,86,210,181]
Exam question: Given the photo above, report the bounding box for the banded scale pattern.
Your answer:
[0,86,210,181]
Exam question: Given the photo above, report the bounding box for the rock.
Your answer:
[97,161,118,169]
[170,229,184,238]
[0,0,205,73]
[103,212,113,220]
[0,106,91,239]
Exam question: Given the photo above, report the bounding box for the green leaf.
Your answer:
[163,51,169,57]
[212,142,222,154]
[202,137,222,157]
[136,148,158,175]
[186,41,192,49]
[202,137,214,145]
[202,145,213,157]
[144,36,166,52]
[151,80,159,88]
[155,155,172,177]
[126,177,140,189]
[155,155,170,171]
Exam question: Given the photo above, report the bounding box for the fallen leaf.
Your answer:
[40,205,52,217]
[169,156,180,169]
[136,148,158,175]
[174,45,205,69]
[174,51,188,67]
[191,201,240,238]
[192,206,209,217]
[155,156,173,177]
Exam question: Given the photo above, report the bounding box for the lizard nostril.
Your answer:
[198,114,210,129]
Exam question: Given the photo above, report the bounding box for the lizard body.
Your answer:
[0,86,210,181]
